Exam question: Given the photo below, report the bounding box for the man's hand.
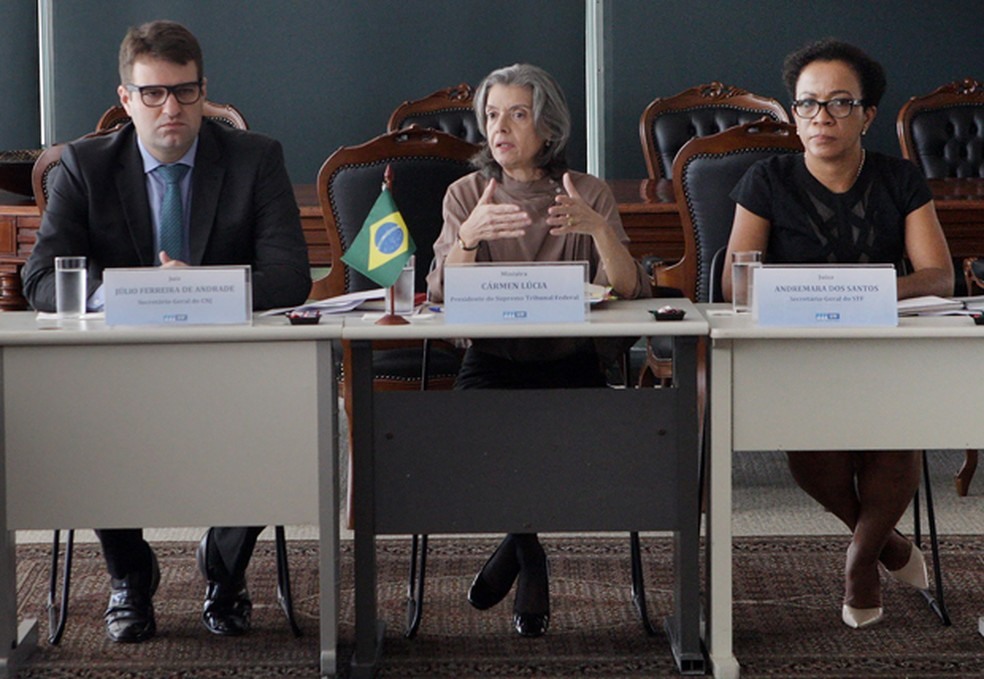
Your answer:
[159,251,190,267]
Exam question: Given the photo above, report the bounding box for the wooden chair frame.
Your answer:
[639,82,789,182]
[96,99,249,132]
[386,83,476,135]
[31,127,121,214]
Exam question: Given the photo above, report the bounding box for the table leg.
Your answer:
[317,341,339,678]
[707,340,739,679]
[0,353,38,676]
[350,341,383,678]
[0,528,36,678]
[665,336,705,674]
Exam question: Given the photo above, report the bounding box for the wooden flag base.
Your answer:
[375,312,409,325]
[376,284,410,325]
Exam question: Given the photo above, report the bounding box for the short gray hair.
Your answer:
[472,63,570,179]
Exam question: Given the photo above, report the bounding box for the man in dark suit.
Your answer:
[22,20,310,644]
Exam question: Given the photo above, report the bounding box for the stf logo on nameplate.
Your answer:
[444,261,588,324]
[753,264,898,327]
[103,266,252,326]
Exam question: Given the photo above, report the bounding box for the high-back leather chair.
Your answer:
[386,83,483,145]
[316,127,479,636]
[906,75,984,497]
[900,78,984,497]
[316,127,479,299]
[654,119,802,301]
[640,120,802,422]
[897,78,984,179]
[639,82,789,182]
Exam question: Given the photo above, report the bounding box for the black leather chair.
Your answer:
[897,77,984,179]
[315,127,479,637]
[387,83,483,145]
[662,119,802,302]
[39,103,300,644]
[639,119,804,389]
[639,82,789,182]
[898,78,984,497]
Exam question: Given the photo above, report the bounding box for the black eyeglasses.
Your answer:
[791,98,864,119]
[125,81,203,107]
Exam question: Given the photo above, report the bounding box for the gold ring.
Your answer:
[567,216,575,227]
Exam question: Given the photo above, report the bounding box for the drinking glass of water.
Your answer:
[55,256,87,318]
[731,251,761,313]
[385,255,415,315]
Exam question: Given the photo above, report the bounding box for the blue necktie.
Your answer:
[155,163,189,261]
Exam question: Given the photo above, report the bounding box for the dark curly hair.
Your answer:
[782,38,886,107]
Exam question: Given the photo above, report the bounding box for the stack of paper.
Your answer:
[897,295,975,316]
[261,288,385,316]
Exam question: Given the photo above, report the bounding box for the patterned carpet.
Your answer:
[12,535,984,678]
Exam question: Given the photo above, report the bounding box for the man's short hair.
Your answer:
[119,20,203,84]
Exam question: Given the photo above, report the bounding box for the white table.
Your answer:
[0,313,341,678]
[703,304,984,678]
[342,298,709,677]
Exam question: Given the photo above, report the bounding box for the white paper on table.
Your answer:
[260,288,386,316]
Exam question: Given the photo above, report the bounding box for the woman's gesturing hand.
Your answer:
[546,172,608,238]
[458,178,532,249]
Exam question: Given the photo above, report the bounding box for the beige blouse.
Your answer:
[426,170,651,362]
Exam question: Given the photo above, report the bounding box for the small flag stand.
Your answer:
[376,166,409,326]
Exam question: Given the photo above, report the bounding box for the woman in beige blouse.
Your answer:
[426,63,650,637]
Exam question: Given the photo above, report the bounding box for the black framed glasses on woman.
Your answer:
[791,98,864,119]
[125,81,203,107]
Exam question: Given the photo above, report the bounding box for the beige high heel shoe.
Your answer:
[887,544,929,590]
[842,604,883,629]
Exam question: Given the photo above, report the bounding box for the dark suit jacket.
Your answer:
[22,120,311,312]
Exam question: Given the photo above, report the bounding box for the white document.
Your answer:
[897,295,967,316]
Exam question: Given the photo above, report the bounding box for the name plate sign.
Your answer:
[444,262,587,324]
[753,265,897,327]
[104,266,252,326]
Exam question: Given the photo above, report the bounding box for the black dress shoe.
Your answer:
[197,534,252,636]
[513,535,549,638]
[468,535,520,610]
[513,611,550,638]
[202,579,252,636]
[105,550,160,643]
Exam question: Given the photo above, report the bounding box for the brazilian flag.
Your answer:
[341,186,416,288]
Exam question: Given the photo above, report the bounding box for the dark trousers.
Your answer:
[96,527,264,580]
